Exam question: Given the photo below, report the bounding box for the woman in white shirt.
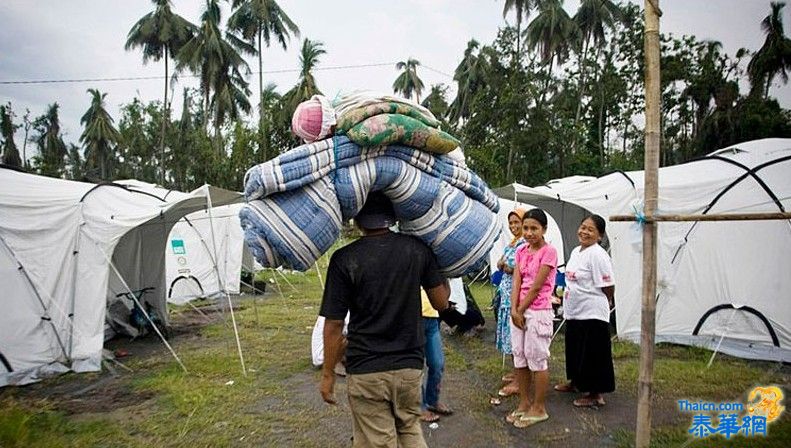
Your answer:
[554,215,615,407]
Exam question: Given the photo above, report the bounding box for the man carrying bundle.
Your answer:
[319,191,450,448]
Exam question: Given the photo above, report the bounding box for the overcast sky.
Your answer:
[1,0,789,149]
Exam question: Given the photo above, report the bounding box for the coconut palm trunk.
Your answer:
[160,47,169,185]
[257,28,269,160]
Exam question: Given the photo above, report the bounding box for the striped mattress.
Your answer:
[240,135,500,276]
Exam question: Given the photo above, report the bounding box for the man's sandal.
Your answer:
[420,411,440,422]
[427,404,454,416]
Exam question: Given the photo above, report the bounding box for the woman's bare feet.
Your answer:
[553,382,576,393]
[498,382,519,397]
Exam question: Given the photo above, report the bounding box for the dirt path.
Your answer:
[270,325,684,448]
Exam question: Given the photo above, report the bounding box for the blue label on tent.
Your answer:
[171,239,186,255]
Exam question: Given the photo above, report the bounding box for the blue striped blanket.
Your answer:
[240,136,501,276]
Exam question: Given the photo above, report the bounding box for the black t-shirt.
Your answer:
[320,232,445,374]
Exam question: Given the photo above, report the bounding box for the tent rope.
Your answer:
[706,307,738,369]
[91,237,188,373]
[204,185,247,377]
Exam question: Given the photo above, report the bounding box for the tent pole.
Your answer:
[94,239,188,373]
[183,216,223,288]
[636,1,661,447]
[0,234,70,363]
[67,212,84,361]
[204,186,247,376]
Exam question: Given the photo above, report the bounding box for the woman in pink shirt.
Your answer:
[506,208,557,428]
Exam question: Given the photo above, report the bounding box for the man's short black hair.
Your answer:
[355,191,396,229]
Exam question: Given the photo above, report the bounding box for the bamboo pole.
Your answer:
[610,212,791,222]
[637,1,661,446]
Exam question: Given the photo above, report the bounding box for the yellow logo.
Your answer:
[747,386,785,423]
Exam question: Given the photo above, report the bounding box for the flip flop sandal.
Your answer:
[427,405,454,416]
[513,413,549,428]
[505,410,526,423]
[573,397,605,408]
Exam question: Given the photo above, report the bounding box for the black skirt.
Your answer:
[565,319,615,393]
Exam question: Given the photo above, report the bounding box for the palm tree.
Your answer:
[573,0,621,122]
[283,38,326,115]
[80,89,121,179]
[125,0,195,184]
[747,2,791,98]
[0,104,22,167]
[526,0,578,106]
[502,0,536,63]
[526,0,578,66]
[393,58,425,103]
[32,104,68,177]
[421,84,450,119]
[175,0,254,147]
[227,0,299,137]
[684,41,726,138]
[257,82,281,161]
[449,39,492,123]
[211,71,252,140]
[525,0,578,176]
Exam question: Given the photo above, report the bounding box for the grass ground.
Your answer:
[1,263,789,447]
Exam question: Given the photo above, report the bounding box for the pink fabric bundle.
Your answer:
[291,95,337,143]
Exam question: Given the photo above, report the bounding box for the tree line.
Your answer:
[2,0,790,192]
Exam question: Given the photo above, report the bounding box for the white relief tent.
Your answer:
[0,169,240,386]
[114,180,250,305]
[493,138,791,362]
[165,204,250,304]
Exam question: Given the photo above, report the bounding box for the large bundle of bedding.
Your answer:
[240,135,500,276]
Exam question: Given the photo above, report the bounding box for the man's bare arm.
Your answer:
[320,319,345,404]
[426,279,450,312]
